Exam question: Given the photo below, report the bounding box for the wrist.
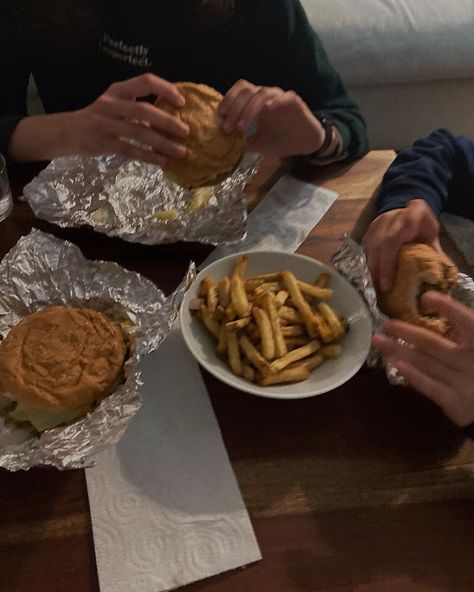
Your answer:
[8,112,76,162]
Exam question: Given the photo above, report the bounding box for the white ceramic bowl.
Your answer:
[180,251,372,399]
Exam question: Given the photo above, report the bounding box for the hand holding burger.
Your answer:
[373,292,474,427]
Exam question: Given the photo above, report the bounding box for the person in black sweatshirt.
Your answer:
[365,129,474,428]
[0,0,368,166]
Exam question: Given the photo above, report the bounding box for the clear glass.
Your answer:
[0,154,13,222]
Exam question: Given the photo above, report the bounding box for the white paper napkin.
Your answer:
[200,175,338,267]
[86,327,261,592]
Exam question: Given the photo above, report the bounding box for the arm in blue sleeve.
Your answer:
[375,129,474,219]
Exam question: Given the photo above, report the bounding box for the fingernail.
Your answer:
[178,94,185,106]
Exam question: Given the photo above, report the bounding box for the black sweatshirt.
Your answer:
[376,129,474,221]
[0,0,368,159]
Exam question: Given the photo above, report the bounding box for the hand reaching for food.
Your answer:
[364,199,448,292]
[218,79,325,158]
[373,291,474,427]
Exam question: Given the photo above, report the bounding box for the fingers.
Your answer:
[421,292,474,337]
[390,358,451,412]
[104,138,168,167]
[372,333,453,384]
[96,115,186,159]
[220,81,260,133]
[233,87,283,133]
[106,73,185,106]
[382,319,460,367]
[94,96,189,139]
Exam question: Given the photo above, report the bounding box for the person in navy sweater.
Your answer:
[365,129,474,428]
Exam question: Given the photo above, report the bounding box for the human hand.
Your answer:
[218,80,324,157]
[372,291,474,427]
[62,73,189,166]
[364,199,446,292]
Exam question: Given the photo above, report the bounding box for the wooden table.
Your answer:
[1,152,473,592]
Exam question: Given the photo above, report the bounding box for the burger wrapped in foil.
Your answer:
[0,230,195,471]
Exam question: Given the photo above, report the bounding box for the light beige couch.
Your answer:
[302,0,474,149]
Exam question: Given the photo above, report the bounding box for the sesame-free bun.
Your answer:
[156,82,245,188]
[378,243,458,334]
[0,307,126,412]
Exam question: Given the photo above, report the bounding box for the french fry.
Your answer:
[226,330,242,375]
[297,280,333,300]
[281,271,318,338]
[245,321,261,342]
[260,366,310,386]
[218,276,231,308]
[314,272,330,288]
[231,273,250,317]
[275,290,289,308]
[199,276,214,298]
[270,339,320,372]
[262,293,287,358]
[239,335,273,375]
[285,337,310,350]
[281,325,305,337]
[200,306,220,338]
[207,282,219,313]
[254,282,280,294]
[245,278,265,291]
[246,272,280,283]
[301,354,324,371]
[242,363,256,382]
[312,311,334,344]
[225,302,237,321]
[319,344,342,359]
[278,305,303,324]
[225,318,250,331]
[252,307,275,360]
[189,297,204,311]
[233,255,248,278]
[214,305,226,322]
[317,302,345,340]
[217,324,227,355]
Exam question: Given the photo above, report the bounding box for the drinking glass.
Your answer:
[0,154,13,222]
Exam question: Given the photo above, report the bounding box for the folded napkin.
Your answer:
[86,327,261,592]
[201,175,338,267]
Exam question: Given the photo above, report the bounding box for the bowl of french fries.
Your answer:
[180,251,372,399]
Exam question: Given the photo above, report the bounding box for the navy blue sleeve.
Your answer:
[375,129,474,220]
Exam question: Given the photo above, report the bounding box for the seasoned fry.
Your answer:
[260,366,310,386]
[278,305,303,324]
[226,330,242,375]
[233,255,248,278]
[231,273,250,317]
[242,363,256,382]
[270,339,320,372]
[262,293,287,358]
[317,302,345,340]
[218,276,231,308]
[319,344,342,359]
[200,306,220,338]
[217,324,227,356]
[312,311,334,344]
[281,325,305,337]
[281,271,318,338]
[275,290,289,308]
[297,280,333,300]
[239,335,273,374]
[252,307,275,360]
[314,272,330,288]
[225,317,250,331]
[285,337,310,350]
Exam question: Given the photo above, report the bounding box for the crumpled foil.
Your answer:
[22,153,261,245]
[0,229,195,471]
[331,236,474,385]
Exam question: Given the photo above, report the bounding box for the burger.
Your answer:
[378,243,458,334]
[155,81,245,188]
[0,306,127,432]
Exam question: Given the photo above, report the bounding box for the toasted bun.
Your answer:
[0,307,126,412]
[156,82,245,188]
[378,243,458,334]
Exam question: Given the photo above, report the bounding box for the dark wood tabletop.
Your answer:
[0,153,473,592]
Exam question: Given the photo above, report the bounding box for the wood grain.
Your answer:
[0,152,473,592]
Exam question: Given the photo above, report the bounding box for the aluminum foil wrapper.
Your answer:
[22,153,261,245]
[331,236,474,385]
[0,229,195,471]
